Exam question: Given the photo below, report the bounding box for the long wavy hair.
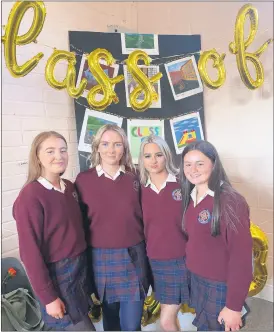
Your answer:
[180,140,245,236]
[90,124,135,171]
[138,135,179,185]
[24,131,67,187]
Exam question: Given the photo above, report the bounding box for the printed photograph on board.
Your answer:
[121,33,159,55]
[76,55,120,99]
[127,119,165,164]
[78,108,123,153]
[123,65,161,108]
[170,112,204,154]
[165,55,203,100]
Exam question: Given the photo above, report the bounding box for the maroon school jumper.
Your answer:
[141,180,186,259]
[75,168,144,248]
[184,191,253,311]
[141,178,189,305]
[75,168,151,304]
[13,179,87,305]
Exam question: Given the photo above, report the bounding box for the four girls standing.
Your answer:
[13,127,253,332]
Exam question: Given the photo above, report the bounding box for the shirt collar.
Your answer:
[96,164,125,181]
[37,177,66,193]
[145,173,177,194]
[190,181,224,207]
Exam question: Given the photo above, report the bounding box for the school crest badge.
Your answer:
[198,209,211,224]
[172,189,182,201]
[133,180,140,191]
[72,191,79,202]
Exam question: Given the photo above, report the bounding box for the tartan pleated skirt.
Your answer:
[40,251,92,330]
[149,256,189,305]
[90,241,151,304]
[189,272,227,331]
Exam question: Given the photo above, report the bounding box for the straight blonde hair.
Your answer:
[138,135,179,185]
[24,131,68,187]
[90,124,135,171]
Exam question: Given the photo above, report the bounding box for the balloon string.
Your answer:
[74,99,203,120]
[113,51,203,66]
[30,30,272,66]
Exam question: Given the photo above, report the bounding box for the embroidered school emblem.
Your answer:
[133,180,140,191]
[72,191,78,202]
[198,209,211,224]
[172,189,182,201]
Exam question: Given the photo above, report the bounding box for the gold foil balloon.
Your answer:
[1,1,46,77]
[45,49,87,99]
[86,48,124,111]
[141,293,161,327]
[180,303,196,314]
[198,49,226,89]
[248,222,268,297]
[126,50,162,112]
[229,4,273,89]
[88,293,102,323]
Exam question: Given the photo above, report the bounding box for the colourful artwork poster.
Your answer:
[127,119,165,164]
[124,65,161,108]
[165,55,203,101]
[170,112,204,154]
[121,33,159,55]
[76,55,120,99]
[78,108,123,153]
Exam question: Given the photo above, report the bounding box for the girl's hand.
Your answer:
[218,306,242,331]
[46,297,66,319]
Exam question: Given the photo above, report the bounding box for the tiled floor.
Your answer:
[242,297,274,331]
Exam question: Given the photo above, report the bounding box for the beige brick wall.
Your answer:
[2,2,273,301]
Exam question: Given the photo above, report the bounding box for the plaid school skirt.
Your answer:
[189,272,227,331]
[40,251,93,330]
[90,241,151,304]
[149,256,189,305]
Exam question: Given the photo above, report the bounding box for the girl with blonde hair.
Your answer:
[75,124,151,331]
[13,131,95,331]
[138,135,189,332]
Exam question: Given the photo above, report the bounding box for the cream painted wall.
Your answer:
[1,1,273,301]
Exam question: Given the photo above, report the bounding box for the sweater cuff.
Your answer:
[226,292,245,312]
[37,285,58,306]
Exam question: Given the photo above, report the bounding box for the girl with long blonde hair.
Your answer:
[138,135,189,331]
[75,124,151,331]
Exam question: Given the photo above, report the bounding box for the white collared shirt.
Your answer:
[96,164,125,181]
[190,181,224,207]
[145,173,177,194]
[37,176,66,193]
[190,186,214,207]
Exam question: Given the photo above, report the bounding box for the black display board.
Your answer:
[69,31,205,171]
